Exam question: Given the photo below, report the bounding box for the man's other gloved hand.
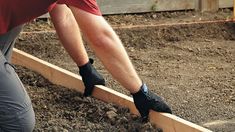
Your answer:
[132,84,172,121]
[79,58,105,97]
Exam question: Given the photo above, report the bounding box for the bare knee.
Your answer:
[88,29,119,50]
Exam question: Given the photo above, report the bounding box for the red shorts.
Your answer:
[58,0,102,16]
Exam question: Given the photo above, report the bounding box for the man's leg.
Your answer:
[69,7,142,93]
[51,4,141,93]
[49,4,171,119]
[69,7,172,119]
[50,4,106,96]
[0,26,35,132]
[0,26,23,61]
[49,4,89,66]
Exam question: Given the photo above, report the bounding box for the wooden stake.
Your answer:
[198,0,219,12]
[12,48,212,132]
[234,0,235,20]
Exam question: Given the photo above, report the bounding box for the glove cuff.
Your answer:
[132,83,150,120]
[78,58,94,75]
[131,83,148,97]
[79,58,93,68]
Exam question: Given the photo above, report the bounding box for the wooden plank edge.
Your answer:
[12,48,212,132]
[234,0,235,21]
[150,112,212,132]
[219,0,234,8]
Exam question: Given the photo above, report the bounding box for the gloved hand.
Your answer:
[79,58,105,97]
[132,84,172,121]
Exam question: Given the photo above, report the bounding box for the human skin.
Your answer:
[49,4,89,66]
[50,4,142,94]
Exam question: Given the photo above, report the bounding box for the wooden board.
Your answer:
[38,13,50,18]
[97,0,195,15]
[234,0,235,20]
[197,0,219,12]
[12,48,212,132]
[37,0,233,18]
[219,0,233,8]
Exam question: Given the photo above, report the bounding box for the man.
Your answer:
[0,0,172,131]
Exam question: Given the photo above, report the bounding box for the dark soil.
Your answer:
[16,66,160,132]
[23,9,233,32]
[105,8,233,26]
[15,11,235,132]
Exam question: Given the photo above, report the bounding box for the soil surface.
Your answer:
[14,10,235,132]
[16,66,160,132]
[23,9,233,32]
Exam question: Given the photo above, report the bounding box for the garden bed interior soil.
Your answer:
[15,10,235,132]
[16,66,161,132]
[23,9,233,32]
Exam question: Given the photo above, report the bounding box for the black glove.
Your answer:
[79,58,105,97]
[132,84,172,121]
